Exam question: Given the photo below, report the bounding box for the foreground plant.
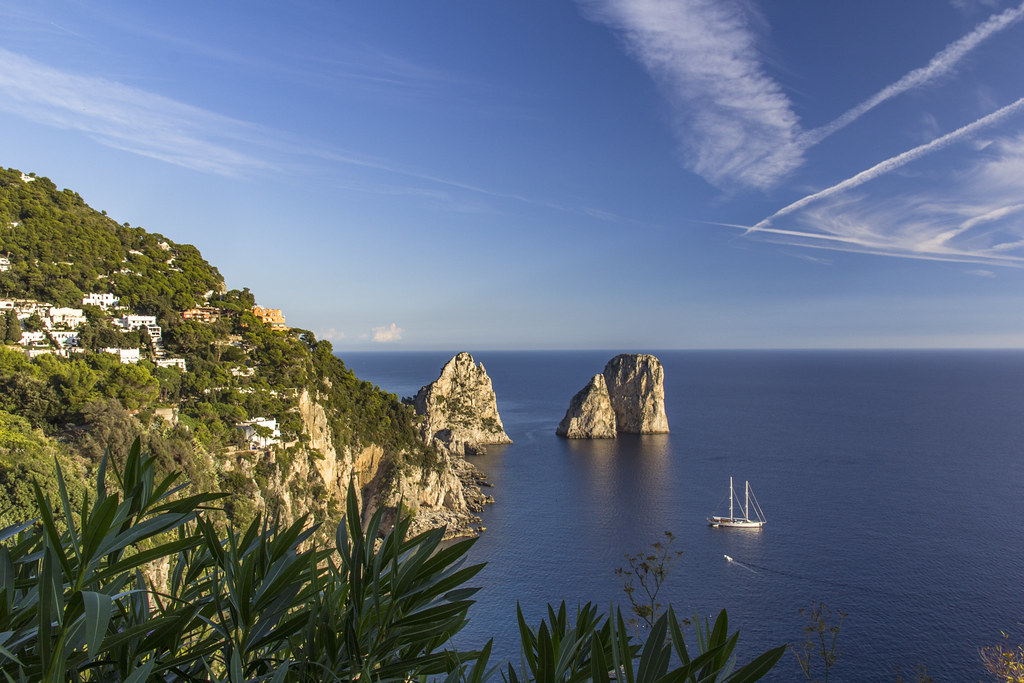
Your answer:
[0,438,784,681]
[793,601,846,683]
[981,632,1024,683]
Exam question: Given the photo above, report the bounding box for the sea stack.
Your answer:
[556,373,617,439]
[556,353,669,438]
[410,352,512,455]
[603,353,669,434]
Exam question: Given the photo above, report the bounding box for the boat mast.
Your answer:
[744,481,750,522]
[729,476,734,521]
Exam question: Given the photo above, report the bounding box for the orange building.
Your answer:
[182,306,221,323]
[252,306,287,330]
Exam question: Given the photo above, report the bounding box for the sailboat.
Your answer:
[708,477,765,529]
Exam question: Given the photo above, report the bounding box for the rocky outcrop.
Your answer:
[557,354,669,438]
[604,354,669,434]
[556,374,617,438]
[225,389,490,541]
[409,352,512,456]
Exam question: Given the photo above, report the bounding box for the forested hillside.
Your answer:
[0,167,438,531]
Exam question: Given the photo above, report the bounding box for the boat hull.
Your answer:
[708,516,764,529]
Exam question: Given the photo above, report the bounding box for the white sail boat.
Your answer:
[708,477,765,529]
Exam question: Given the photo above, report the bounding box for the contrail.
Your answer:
[749,97,1024,233]
[799,1,1024,149]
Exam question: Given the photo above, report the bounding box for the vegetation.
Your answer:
[615,530,683,633]
[0,439,784,682]
[0,166,437,535]
[793,601,846,683]
[981,634,1024,682]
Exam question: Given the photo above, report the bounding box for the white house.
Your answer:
[114,315,162,344]
[14,300,51,319]
[17,331,46,347]
[103,347,141,364]
[155,357,187,371]
[238,417,281,449]
[0,257,9,272]
[48,307,87,329]
[82,293,120,309]
[49,330,80,348]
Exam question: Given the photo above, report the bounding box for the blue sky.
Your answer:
[2,0,1024,350]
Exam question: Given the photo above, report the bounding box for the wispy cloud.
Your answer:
[737,125,1024,266]
[371,323,404,343]
[579,0,803,190]
[0,46,609,221]
[799,1,1024,148]
[0,47,274,176]
[582,1,1024,191]
[751,97,1024,231]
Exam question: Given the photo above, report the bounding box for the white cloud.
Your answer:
[0,47,275,176]
[579,0,803,190]
[751,98,1024,232]
[799,1,1024,148]
[317,327,346,341]
[966,269,997,277]
[581,1,1024,192]
[738,127,1024,266]
[371,323,404,343]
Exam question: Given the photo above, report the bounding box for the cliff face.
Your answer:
[603,354,670,434]
[410,352,512,456]
[555,374,617,439]
[557,354,669,438]
[224,389,489,540]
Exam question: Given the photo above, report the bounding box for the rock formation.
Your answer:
[603,353,670,434]
[227,388,493,541]
[555,373,617,438]
[557,354,669,438]
[409,352,512,456]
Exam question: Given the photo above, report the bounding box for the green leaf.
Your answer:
[81,591,111,656]
[122,657,154,683]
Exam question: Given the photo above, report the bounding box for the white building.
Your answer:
[49,330,80,348]
[238,417,281,449]
[155,357,187,371]
[82,293,120,309]
[14,300,51,319]
[115,315,162,344]
[0,257,9,272]
[17,331,46,347]
[103,347,141,364]
[48,307,87,329]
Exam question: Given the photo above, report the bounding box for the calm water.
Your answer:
[342,350,1024,681]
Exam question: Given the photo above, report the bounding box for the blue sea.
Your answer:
[342,350,1024,681]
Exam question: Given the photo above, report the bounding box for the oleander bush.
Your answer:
[0,438,783,682]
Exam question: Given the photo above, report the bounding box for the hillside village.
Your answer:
[0,166,462,547]
[0,290,294,450]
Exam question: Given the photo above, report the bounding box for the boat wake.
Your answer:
[723,555,759,574]
[731,560,902,598]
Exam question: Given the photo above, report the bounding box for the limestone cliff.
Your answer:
[555,374,617,439]
[557,354,669,438]
[224,389,491,540]
[409,352,512,455]
[604,354,670,434]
